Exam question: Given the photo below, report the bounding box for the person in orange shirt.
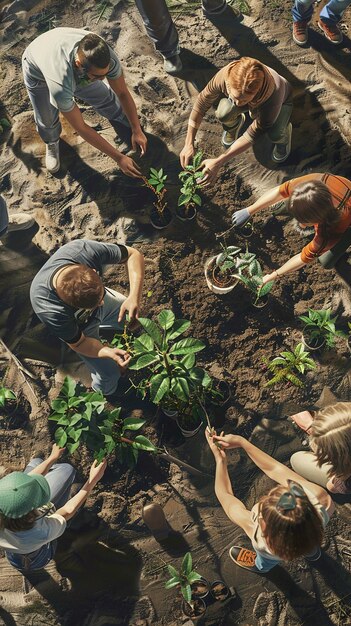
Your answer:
[231,172,351,285]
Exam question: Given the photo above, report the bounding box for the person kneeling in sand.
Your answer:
[206,429,334,573]
[179,57,293,185]
[0,444,106,572]
[291,402,351,495]
[30,239,144,397]
[231,172,351,287]
[22,28,147,175]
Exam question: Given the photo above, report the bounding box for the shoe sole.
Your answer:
[318,21,343,44]
[292,33,308,46]
[7,219,35,232]
[272,122,292,163]
[221,113,246,147]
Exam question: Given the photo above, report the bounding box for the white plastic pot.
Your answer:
[176,418,202,438]
[204,255,237,295]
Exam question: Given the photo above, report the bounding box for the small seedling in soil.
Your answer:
[143,167,172,229]
[177,150,203,220]
[165,551,202,607]
[264,343,316,388]
[0,384,16,409]
[299,308,345,350]
[49,376,158,464]
[233,248,274,306]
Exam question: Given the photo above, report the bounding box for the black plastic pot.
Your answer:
[252,294,268,309]
[210,380,231,407]
[182,598,207,619]
[176,205,197,221]
[302,326,325,351]
[150,206,172,229]
[211,580,230,601]
[239,221,254,238]
[191,577,210,599]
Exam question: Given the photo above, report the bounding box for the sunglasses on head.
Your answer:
[276,480,308,511]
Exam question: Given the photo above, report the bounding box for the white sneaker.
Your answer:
[45,140,60,173]
[7,213,35,232]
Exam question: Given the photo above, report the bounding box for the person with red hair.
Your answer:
[180,57,292,185]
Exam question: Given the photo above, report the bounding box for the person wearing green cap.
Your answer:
[0,444,106,572]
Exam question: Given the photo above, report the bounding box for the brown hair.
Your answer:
[58,264,104,309]
[0,510,37,532]
[227,57,266,102]
[310,402,351,478]
[288,181,340,235]
[77,34,110,69]
[259,484,324,560]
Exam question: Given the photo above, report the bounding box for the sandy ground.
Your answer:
[1,0,351,624]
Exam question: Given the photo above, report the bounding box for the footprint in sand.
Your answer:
[253,591,288,626]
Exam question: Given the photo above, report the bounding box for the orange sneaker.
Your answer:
[293,20,309,46]
[229,546,260,573]
[318,20,343,44]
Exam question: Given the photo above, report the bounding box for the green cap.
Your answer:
[0,472,51,518]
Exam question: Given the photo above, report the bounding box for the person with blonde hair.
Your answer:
[231,172,351,282]
[205,429,334,573]
[180,57,293,184]
[291,402,351,495]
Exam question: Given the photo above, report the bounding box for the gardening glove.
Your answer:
[231,208,251,228]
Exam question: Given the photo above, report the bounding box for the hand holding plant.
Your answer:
[49,444,66,462]
[205,427,226,462]
[88,459,107,486]
[211,433,245,450]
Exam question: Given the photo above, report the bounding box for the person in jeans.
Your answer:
[205,429,334,573]
[30,239,144,396]
[22,27,147,174]
[0,195,35,238]
[180,57,293,184]
[231,172,351,284]
[291,402,351,495]
[292,0,350,45]
[0,444,107,572]
[135,0,234,74]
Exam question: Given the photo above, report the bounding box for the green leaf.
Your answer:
[138,317,163,347]
[133,333,155,354]
[122,417,145,431]
[192,193,202,206]
[170,338,205,355]
[55,427,67,448]
[150,374,170,404]
[50,399,68,413]
[3,389,16,400]
[188,571,202,583]
[178,193,189,207]
[182,552,193,575]
[132,435,158,452]
[181,353,196,369]
[61,376,77,398]
[181,584,192,604]
[129,352,160,370]
[158,309,175,330]
[66,441,80,454]
[167,564,179,578]
[0,118,11,129]
[167,319,191,340]
[165,577,180,589]
[171,377,190,402]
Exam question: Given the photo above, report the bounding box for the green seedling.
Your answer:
[143,167,168,218]
[264,343,316,388]
[165,552,202,605]
[0,385,16,408]
[299,309,345,349]
[178,151,203,214]
[233,248,274,304]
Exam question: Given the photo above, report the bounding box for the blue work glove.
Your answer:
[231,208,251,228]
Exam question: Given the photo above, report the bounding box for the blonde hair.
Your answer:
[310,402,351,478]
[260,484,323,560]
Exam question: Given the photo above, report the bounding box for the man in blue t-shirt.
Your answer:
[22,28,147,175]
[30,239,144,396]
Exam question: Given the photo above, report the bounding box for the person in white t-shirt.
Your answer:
[205,429,335,573]
[22,28,147,175]
[0,444,106,572]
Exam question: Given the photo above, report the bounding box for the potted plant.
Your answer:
[49,377,158,464]
[299,309,346,351]
[233,249,274,307]
[165,552,207,619]
[112,310,219,436]
[238,220,254,239]
[347,322,351,353]
[263,343,316,388]
[204,243,241,295]
[210,580,230,601]
[177,151,203,221]
[143,167,172,229]
[0,383,16,413]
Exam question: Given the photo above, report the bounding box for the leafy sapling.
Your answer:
[143,167,171,228]
[299,308,345,350]
[178,151,203,218]
[264,343,316,388]
[0,384,16,409]
[216,243,242,274]
[165,552,202,605]
[234,249,274,305]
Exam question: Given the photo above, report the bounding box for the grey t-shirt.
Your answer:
[23,27,122,112]
[30,239,127,343]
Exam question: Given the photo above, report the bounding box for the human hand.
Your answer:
[180,143,195,168]
[49,444,65,461]
[211,433,245,449]
[205,427,227,462]
[131,129,147,156]
[231,208,251,228]
[89,459,107,486]
[198,158,221,188]
[118,295,140,323]
[98,346,131,372]
[115,154,142,178]
[262,272,278,286]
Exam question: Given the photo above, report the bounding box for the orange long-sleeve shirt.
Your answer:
[279,173,351,263]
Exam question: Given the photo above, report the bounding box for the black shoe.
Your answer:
[164,54,182,75]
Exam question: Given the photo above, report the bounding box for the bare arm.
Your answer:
[62,105,141,177]
[28,445,64,476]
[108,74,147,156]
[262,252,307,285]
[118,245,145,322]
[56,460,106,521]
